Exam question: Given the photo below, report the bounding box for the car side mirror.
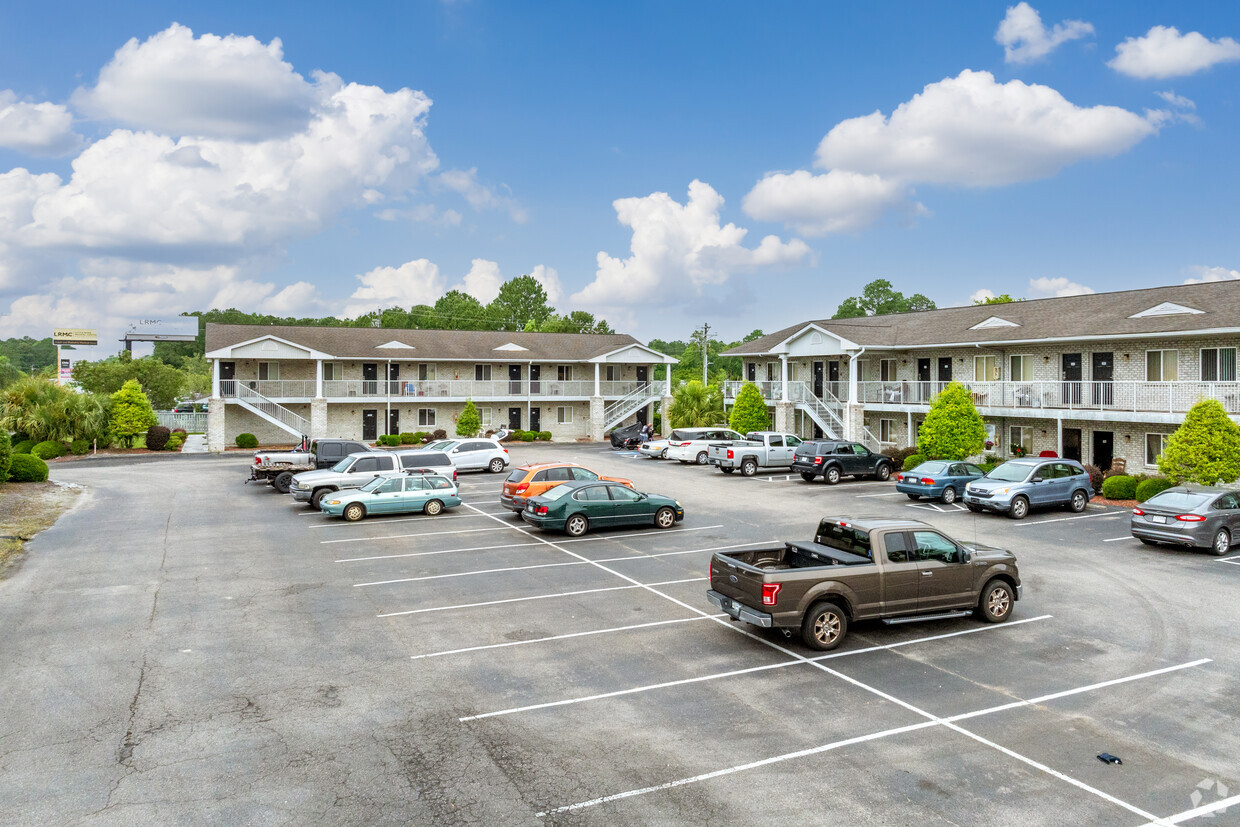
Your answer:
[1031,476,1043,483]
[959,549,971,563]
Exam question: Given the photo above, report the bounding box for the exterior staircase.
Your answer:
[602,384,663,431]
[235,383,310,439]
[787,382,845,439]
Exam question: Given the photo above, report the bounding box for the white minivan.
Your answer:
[664,427,746,465]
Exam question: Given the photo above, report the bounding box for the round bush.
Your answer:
[165,434,185,452]
[31,440,66,460]
[70,438,90,456]
[9,452,49,482]
[902,453,925,472]
[520,432,536,442]
[13,440,35,455]
[399,432,417,445]
[1100,474,1138,500]
[1135,477,1174,502]
[235,433,258,449]
[145,425,171,452]
[431,429,447,441]
[171,428,187,436]
[537,431,552,441]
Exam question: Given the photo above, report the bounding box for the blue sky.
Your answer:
[1,1,1238,346]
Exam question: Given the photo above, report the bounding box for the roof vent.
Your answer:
[970,316,1020,330]
[1129,301,1204,319]
[376,341,416,350]
[261,340,278,350]
[493,342,530,352]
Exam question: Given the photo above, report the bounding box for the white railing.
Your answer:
[213,378,647,399]
[236,383,310,436]
[788,382,846,437]
[156,412,208,433]
[724,380,850,403]
[856,380,1240,415]
[603,384,662,427]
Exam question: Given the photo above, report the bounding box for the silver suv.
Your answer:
[963,458,1093,520]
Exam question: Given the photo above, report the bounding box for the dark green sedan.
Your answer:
[521,480,684,536]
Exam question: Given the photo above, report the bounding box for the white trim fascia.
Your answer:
[588,343,678,364]
[767,323,860,355]
[826,327,1240,351]
[205,334,333,360]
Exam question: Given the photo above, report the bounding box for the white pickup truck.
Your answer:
[707,431,805,476]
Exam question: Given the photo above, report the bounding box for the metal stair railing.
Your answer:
[602,384,663,429]
[788,382,844,439]
[236,383,310,438]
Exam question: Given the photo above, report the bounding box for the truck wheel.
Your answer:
[875,464,891,481]
[907,493,920,501]
[696,451,709,465]
[273,472,293,494]
[801,602,848,651]
[741,459,758,477]
[800,472,816,482]
[488,458,505,473]
[1068,489,1088,513]
[720,467,734,474]
[825,466,841,485]
[565,514,589,537]
[424,499,444,516]
[1008,496,1029,520]
[1211,528,1231,557]
[941,487,957,505]
[977,580,1015,623]
[655,507,676,529]
[343,503,365,522]
[310,489,331,510]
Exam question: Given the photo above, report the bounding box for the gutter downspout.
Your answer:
[385,359,391,438]
[848,346,866,441]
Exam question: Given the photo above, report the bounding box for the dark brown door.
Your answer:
[530,407,541,432]
[827,361,839,399]
[362,363,378,395]
[219,361,235,395]
[636,366,648,387]
[1062,354,1081,405]
[747,362,756,381]
[509,364,522,394]
[388,408,399,436]
[1092,431,1113,471]
[362,409,377,441]
[529,364,540,394]
[1092,353,1113,406]
[917,359,931,401]
[508,407,521,429]
[937,357,952,383]
[813,361,824,397]
[387,363,399,395]
[1063,428,1082,462]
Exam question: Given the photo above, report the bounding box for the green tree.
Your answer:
[1157,399,1240,485]
[667,380,724,428]
[430,290,490,330]
[0,337,56,373]
[71,352,186,409]
[972,293,1023,305]
[0,376,109,443]
[917,382,986,460]
[109,379,158,448]
[179,354,212,399]
[487,275,554,331]
[728,382,770,434]
[0,355,22,388]
[833,279,936,319]
[0,431,11,482]
[456,399,481,437]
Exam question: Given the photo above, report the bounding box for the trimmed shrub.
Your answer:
[109,379,158,448]
[456,399,481,438]
[375,434,399,447]
[165,433,185,452]
[31,440,66,460]
[399,432,418,445]
[13,439,35,454]
[8,452,49,482]
[1081,464,1104,492]
[171,428,187,436]
[902,453,925,471]
[537,431,552,441]
[1100,475,1138,500]
[432,429,447,440]
[1135,477,1174,503]
[917,383,986,461]
[889,446,920,470]
[235,433,258,449]
[728,382,770,434]
[70,439,90,456]
[145,425,171,452]
[0,432,10,482]
[1157,398,1240,485]
[520,432,536,442]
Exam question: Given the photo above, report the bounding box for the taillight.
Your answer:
[761,583,782,606]
[813,456,823,464]
[679,442,692,447]
[897,474,904,482]
[921,478,935,485]
[1176,514,1205,522]
[726,449,734,459]
[255,457,261,464]
[1132,508,1144,516]
[515,483,529,493]
[536,505,548,515]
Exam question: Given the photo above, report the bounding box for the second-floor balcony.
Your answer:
[859,380,1240,415]
[219,378,650,400]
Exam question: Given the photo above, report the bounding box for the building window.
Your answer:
[1201,348,1237,382]
[419,364,437,381]
[879,359,898,382]
[1010,426,1033,456]
[1146,350,1178,382]
[855,359,868,379]
[418,408,436,427]
[474,364,492,381]
[974,355,998,381]
[258,361,279,381]
[766,362,778,382]
[557,406,573,424]
[1009,354,1034,382]
[1145,433,1167,466]
[557,365,574,381]
[322,362,342,381]
[879,418,894,443]
[479,407,492,425]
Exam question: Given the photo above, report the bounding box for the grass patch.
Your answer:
[0,481,80,578]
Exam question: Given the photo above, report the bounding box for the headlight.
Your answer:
[675,501,682,507]
[998,488,1010,495]
[328,500,341,505]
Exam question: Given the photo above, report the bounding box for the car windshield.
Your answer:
[912,461,949,475]
[539,484,575,501]
[1145,491,1211,510]
[359,476,386,493]
[329,458,352,472]
[506,469,527,483]
[985,463,1031,482]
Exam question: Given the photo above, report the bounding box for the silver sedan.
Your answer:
[1130,486,1240,555]
[638,438,670,459]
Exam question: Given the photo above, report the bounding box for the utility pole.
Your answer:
[701,322,710,385]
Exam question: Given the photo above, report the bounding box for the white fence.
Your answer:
[156,412,207,433]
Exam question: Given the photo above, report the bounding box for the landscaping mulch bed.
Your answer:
[1091,496,1137,509]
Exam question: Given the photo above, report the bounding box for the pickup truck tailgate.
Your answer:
[710,553,767,606]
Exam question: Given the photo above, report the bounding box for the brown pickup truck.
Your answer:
[707,517,1021,650]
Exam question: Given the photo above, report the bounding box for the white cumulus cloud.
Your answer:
[454,258,503,304]
[437,168,527,223]
[970,288,998,303]
[996,3,1094,63]
[1029,276,1095,297]
[573,180,810,314]
[742,169,926,236]
[1183,265,1240,284]
[0,92,82,157]
[529,264,562,305]
[342,259,445,318]
[1109,25,1240,79]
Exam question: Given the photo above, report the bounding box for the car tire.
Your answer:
[424,499,444,516]
[941,487,957,505]
[660,448,667,459]
[801,602,848,651]
[967,504,983,513]
[1210,528,1231,557]
[907,493,920,501]
[720,467,734,474]
[655,507,676,529]
[310,489,330,510]
[488,458,505,473]
[741,459,758,477]
[825,466,841,485]
[800,472,816,482]
[1008,496,1029,520]
[1068,489,1088,513]
[875,464,891,481]
[565,514,589,537]
[343,503,365,522]
[977,579,1015,623]
[273,472,293,494]
[696,451,709,465]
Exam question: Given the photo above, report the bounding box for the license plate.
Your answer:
[1151,515,1166,524]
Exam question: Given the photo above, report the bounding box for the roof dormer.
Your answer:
[970,316,1020,330]
[493,342,530,352]
[1129,301,1204,319]
[376,340,416,350]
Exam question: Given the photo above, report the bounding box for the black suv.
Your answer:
[792,440,894,485]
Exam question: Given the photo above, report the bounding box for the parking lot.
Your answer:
[3,444,1239,825]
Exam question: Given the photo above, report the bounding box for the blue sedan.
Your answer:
[896,460,986,504]
[320,472,461,521]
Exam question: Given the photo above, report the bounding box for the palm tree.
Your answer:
[667,380,724,428]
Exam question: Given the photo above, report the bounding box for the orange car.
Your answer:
[500,463,634,514]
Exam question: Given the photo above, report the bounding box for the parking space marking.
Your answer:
[1103,536,1135,543]
[335,540,542,564]
[855,491,906,498]
[410,615,726,660]
[908,503,969,513]
[451,504,1185,824]
[1010,511,1126,527]
[376,577,706,618]
[460,615,1053,721]
[1217,557,1240,566]
[537,658,1208,818]
[329,522,724,547]
[353,542,774,588]
[309,513,490,529]
[1144,792,1240,825]
[321,526,509,545]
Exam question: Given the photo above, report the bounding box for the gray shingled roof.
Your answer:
[725,281,1240,355]
[205,323,664,361]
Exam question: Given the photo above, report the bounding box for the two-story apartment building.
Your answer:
[722,281,1240,473]
[204,324,676,450]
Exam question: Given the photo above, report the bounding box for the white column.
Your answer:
[665,362,672,396]
[315,359,323,398]
[780,355,789,402]
[594,362,601,396]
[907,411,913,445]
[1057,417,1063,458]
[211,359,220,397]
[848,353,859,404]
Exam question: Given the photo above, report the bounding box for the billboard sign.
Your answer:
[122,318,199,342]
[53,328,98,345]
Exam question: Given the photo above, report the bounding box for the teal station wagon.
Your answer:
[320,473,461,522]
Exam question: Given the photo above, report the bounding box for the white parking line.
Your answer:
[460,615,1053,721]
[410,615,726,660]
[335,540,542,564]
[376,577,706,618]
[309,513,489,529]
[331,522,724,547]
[1010,511,1126,527]
[908,502,968,513]
[1144,792,1240,825]
[1103,536,1134,543]
[536,659,1208,818]
[855,492,906,498]
[321,527,508,545]
[1217,557,1240,566]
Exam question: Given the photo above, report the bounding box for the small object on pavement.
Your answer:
[1097,753,1122,765]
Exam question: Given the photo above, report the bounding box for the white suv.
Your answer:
[665,428,745,465]
[439,438,511,473]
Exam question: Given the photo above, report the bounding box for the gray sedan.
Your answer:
[1130,487,1240,555]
